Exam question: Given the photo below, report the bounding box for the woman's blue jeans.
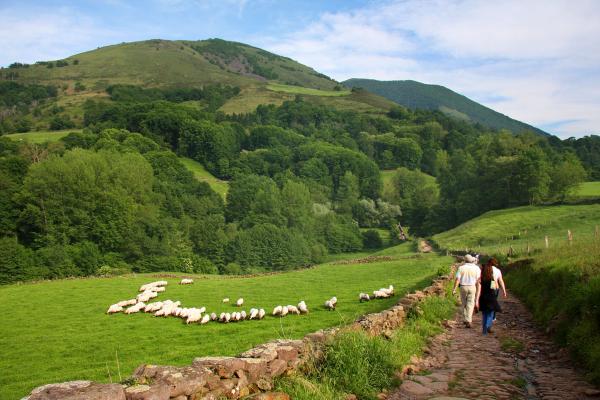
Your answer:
[482,310,494,334]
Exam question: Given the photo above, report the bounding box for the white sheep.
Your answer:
[240,310,247,320]
[155,281,168,286]
[107,304,123,314]
[124,302,146,314]
[249,308,258,320]
[186,309,202,324]
[225,312,231,323]
[219,312,226,322]
[258,308,266,319]
[210,312,218,321]
[324,300,335,310]
[200,314,211,325]
[117,299,137,307]
[280,306,289,317]
[359,293,371,302]
[198,306,206,314]
[330,296,337,306]
[298,301,309,314]
[236,298,244,307]
[272,305,283,316]
[222,298,230,303]
[287,305,300,315]
[149,286,166,293]
[180,278,194,285]
[144,302,163,313]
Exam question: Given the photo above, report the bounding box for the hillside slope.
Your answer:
[1,39,395,120]
[343,78,549,135]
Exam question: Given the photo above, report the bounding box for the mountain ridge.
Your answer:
[343,78,549,136]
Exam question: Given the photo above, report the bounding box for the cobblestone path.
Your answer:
[389,293,600,400]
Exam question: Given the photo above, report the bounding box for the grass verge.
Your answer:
[275,284,456,400]
[505,240,600,384]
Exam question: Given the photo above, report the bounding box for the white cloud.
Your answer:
[258,0,600,138]
[0,7,121,65]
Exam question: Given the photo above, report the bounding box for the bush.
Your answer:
[221,262,242,275]
[362,229,383,249]
[49,114,75,130]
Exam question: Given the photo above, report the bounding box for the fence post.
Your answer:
[545,235,549,249]
[567,229,573,245]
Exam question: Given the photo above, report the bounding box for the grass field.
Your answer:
[5,129,81,144]
[179,157,229,199]
[432,204,600,256]
[267,83,351,97]
[0,243,450,399]
[575,181,600,198]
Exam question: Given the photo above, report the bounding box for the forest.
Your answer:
[0,82,598,284]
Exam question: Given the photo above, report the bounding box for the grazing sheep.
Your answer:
[280,306,289,317]
[330,296,337,306]
[272,305,283,316]
[210,312,218,321]
[258,308,266,320]
[324,300,335,310]
[116,299,137,307]
[287,305,300,315]
[148,286,166,293]
[180,278,194,285]
[155,281,168,286]
[186,309,202,324]
[107,304,123,314]
[241,310,247,320]
[144,302,163,313]
[124,302,146,314]
[249,308,258,320]
[222,298,230,303]
[200,314,210,325]
[298,301,309,314]
[359,293,371,302]
[198,306,206,314]
[236,298,244,307]
[219,312,226,322]
[225,312,231,323]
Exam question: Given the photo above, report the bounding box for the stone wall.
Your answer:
[24,273,452,400]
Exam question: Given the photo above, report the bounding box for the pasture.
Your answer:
[432,204,600,256]
[267,83,351,97]
[179,157,229,198]
[4,129,81,144]
[0,244,450,399]
[575,181,600,198]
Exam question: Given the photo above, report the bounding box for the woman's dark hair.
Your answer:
[486,258,499,267]
[482,263,494,281]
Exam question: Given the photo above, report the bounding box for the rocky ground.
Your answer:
[389,292,600,400]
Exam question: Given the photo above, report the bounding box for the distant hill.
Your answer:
[343,78,549,135]
[1,39,396,120]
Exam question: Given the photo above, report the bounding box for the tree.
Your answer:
[548,153,587,201]
[335,171,359,215]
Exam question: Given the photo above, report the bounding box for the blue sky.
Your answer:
[1,0,599,138]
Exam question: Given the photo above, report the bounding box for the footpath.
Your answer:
[390,292,600,400]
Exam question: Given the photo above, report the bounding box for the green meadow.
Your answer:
[267,83,351,97]
[0,243,450,399]
[432,204,600,256]
[576,181,600,198]
[5,129,81,144]
[179,157,229,199]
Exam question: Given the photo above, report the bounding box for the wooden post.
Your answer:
[567,229,573,245]
[545,235,549,249]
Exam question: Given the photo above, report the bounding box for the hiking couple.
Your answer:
[452,254,507,334]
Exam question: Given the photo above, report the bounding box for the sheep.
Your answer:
[144,302,163,313]
[298,301,309,314]
[180,278,194,285]
[186,309,202,324]
[287,305,300,315]
[240,310,247,320]
[359,293,371,302]
[107,304,123,314]
[154,300,180,317]
[222,298,230,303]
[324,300,335,310]
[219,312,226,322]
[200,314,211,325]
[330,296,337,306]
[148,286,166,293]
[124,302,146,314]
[272,305,283,316]
[236,298,244,307]
[225,312,231,323]
[198,306,206,314]
[280,306,289,317]
[249,308,258,320]
[155,281,168,286]
[117,299,137,307]
[210,312,218,321]
[258,308,266,320]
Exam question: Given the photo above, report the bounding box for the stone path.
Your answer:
[389,292,600,400]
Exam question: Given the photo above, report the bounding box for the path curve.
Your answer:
[390,292,600,400]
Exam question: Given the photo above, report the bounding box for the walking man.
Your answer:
[452,254,481,328]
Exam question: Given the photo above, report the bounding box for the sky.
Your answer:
[1,0,599,139]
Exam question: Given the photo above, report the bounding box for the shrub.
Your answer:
[362,229,383,249]
[221,262,242,275]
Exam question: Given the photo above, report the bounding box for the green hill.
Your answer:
[343,78,549,135]
[1,39,395,127]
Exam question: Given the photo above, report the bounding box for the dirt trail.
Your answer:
[390,292,600,400]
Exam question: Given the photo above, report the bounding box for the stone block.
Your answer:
[27,381,126,400]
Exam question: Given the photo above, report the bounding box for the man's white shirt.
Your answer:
[456,263,481,286]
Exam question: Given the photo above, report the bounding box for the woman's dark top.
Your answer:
[480,278,502,312]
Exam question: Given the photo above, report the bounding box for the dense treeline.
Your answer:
[0,82,58,133]
[0,86,598,284]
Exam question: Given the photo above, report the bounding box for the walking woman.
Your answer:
[475,259,502,335]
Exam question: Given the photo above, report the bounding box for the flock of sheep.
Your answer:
[106,278,395,326]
